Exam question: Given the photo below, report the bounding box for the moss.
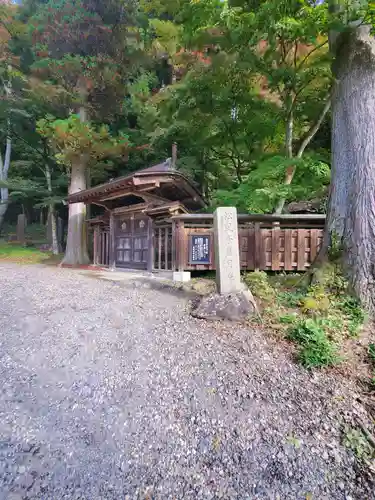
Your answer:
[0,243,50,264]
[243,271,276,301]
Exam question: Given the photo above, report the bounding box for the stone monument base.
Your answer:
[192,289,258,321]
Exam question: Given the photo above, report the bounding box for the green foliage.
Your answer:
[288,318,341,369]
[277,290,306,308]
[337,296,366,336]
[212,154,330,213]
[0,243,50,264]
[37,114,130,166]
[243,271,276,301]
[250,263,367,369]
[300,284,331,314]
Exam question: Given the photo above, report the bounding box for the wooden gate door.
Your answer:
[115,215,150,269]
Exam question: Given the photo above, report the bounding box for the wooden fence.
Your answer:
[92,213,325,272]
[172,214,325,272]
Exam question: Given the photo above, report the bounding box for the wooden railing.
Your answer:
[172,214,325,272]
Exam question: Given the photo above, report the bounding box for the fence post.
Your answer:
[93,226,99,265]
[254,222,261,271]
[147,218,154,272]
[176,220,185,272]
[171,220,176,272]
[271,221,280,271]
[109,213,115,270]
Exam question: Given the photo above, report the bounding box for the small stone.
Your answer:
[19,473,35,490]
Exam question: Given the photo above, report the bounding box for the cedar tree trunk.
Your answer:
[325,25,375,311]
[62,80,90,266]
[0,135,11,231]
[61,158,90,265]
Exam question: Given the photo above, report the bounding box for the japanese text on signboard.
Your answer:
[189,235,211,264]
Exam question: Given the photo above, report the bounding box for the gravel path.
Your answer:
[0,263,372,499]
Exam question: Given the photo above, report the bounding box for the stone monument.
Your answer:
[192,207,257,321]
[213,206,242,294]
[16,214,26,244]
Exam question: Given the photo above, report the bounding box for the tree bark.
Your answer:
[45,163,60,255]
[62,77,90,265]
[325,25,375,311]
[61,158,90,265]
[0,135,11,231]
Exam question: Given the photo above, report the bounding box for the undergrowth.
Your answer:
[244,268,367,369]
[0,243,50,264]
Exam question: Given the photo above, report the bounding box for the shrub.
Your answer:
[244,271,275,301]
[337,296,366,336]
[277,290,305,308]
[288,318,341,369]
[300,284,331,314]
[279,313,299,324]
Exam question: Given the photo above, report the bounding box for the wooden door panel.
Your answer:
[114,216,149,269]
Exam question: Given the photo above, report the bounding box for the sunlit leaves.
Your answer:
[37,114,130,166]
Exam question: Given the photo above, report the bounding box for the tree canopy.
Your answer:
[2,0,375,307]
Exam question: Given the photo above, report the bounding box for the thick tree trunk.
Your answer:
[62,78,90,265]
[326,25,375,311]
[61,158,90,265]
[45,163,60,255]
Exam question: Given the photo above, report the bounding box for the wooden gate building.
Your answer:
[68,158,326,274]
[68,159,205,272]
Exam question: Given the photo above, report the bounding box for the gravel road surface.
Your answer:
[0,263,372,499]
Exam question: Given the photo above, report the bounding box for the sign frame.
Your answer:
[188,233,212,265]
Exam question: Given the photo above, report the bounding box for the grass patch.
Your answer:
[0,243,51,264]
[244,268,367,369]
[287,318,341,368]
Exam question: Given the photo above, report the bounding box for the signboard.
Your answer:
[189,234,211,264]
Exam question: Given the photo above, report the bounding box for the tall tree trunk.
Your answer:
[61,158,90,265]
[325,25,375,311]
[62,78,90,265]
[0,135,11,231]
[45,163,59,255]
[274,96,331,215]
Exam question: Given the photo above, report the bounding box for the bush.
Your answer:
[277,290,306,308]
[337,296,366,336]
[244,271,275,301]
[300,284,331,314]
[288,318,341,369]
